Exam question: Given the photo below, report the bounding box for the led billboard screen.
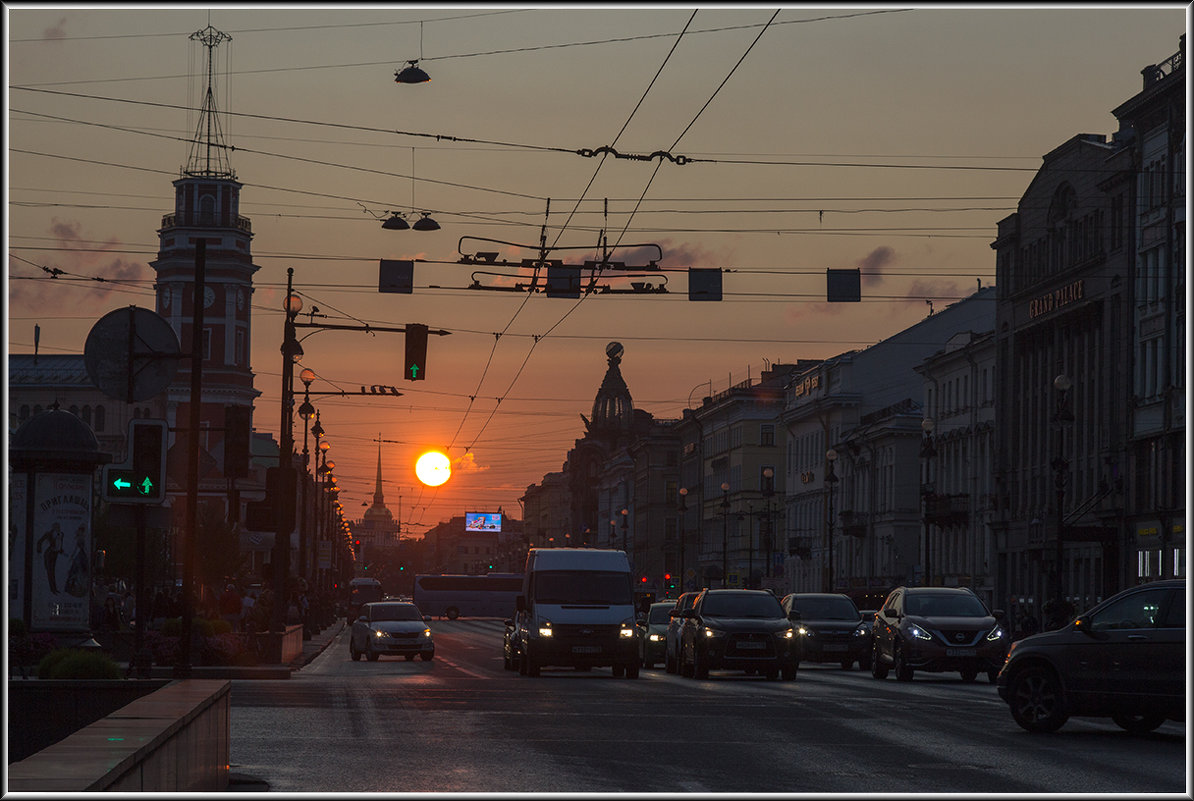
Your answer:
[465,512,502,532]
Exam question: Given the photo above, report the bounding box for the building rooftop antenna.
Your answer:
[185,25,234,179]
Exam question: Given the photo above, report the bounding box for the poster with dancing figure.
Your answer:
[11,474,27,614]
[31,473,93,630]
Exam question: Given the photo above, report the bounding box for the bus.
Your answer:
[412,573,523,620]
[347,577,384,622]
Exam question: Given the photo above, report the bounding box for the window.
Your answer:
[235,329,246,366]
[760,424,775,447]
[202,328,212,361]
[1088,588,1168,631]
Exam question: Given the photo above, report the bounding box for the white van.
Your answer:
[513,548,640,678]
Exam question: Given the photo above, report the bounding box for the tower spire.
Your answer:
[373,435,385,507]
[186,25,234,178]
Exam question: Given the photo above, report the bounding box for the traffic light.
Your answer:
[104,419,167,504]
[404,323,428,381]
[665,573,675,590]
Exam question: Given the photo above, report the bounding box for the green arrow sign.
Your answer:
[113,478,132,490]
[409,363,420,379]
[138,477,154,494]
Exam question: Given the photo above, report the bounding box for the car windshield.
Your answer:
[648,604,674,624]
[533,571,633,605]
[789,596,860,620]
[701,593,783,618]
[369,603,422,622]
[904,594,988,617]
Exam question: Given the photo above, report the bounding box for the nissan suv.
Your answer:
[871,587,1007,683]
[677,589,799,680]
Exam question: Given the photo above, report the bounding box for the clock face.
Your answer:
[204,286,216,308]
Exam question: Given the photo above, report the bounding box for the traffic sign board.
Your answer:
[103,419,167,504]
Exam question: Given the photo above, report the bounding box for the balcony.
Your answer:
[160,213,252,233]
[924,493,970,528]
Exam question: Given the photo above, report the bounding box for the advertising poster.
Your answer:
[11,474,27,615]
[31,473,93,631]
[465,512,502,532]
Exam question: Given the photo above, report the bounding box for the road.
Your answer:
[230,619,1186,793]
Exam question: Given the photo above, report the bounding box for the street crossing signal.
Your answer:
[104,419,167,504]
[404,323,428,381]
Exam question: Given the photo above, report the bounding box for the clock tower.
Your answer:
[150,25,260,477]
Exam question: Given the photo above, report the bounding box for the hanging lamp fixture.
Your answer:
[394,22,430,84]
[412,212,440,231]
[381,213,410,230]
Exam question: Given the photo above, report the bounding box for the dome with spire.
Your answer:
[585,342,634,440]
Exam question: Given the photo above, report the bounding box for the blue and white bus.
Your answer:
[412,573,523,620]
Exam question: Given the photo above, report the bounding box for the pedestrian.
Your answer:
[240,590,256,632]
[219,583,243,630]
[121,590,136,630]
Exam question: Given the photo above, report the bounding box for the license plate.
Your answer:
[822,644,848,652]
[736,641,765,650]
[946,648,976,657]
[572,645,601,654]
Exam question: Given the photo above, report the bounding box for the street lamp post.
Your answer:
[762,467,775,583]
[677,487,688,592]
[746,503,755,590]
[920,418,937,586]
[297,370,316,597]
[273,272,302,633]
[609,518,617,550]
[824,449,839,593]
[1049,374,1074,629]
[621,508,629,553]
[720,482,731,589]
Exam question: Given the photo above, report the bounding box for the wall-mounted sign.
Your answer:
[793,374,820,398]
[1028,279,1085,319]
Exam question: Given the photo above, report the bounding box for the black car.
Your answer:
[678,589,798,680]
[781,592,872,670]
[996,579,1185,733]
[637,601,675,669]
[871,587,1007,683]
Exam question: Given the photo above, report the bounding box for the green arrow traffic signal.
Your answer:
[113,477,132,491]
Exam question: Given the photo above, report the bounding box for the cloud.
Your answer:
[43,17,67,40]
[858,245,895,287]
[453,451,488,473]
[10,218,148,308]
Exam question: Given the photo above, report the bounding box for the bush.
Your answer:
[39,649,123,679]
[36,648,74,679]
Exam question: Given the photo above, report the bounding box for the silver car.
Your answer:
[350,601,434,662]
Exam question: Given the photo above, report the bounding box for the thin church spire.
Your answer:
[185,25,235,178]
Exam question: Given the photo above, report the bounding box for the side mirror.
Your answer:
[357,615,368,623]
[787,610,802,623]
[504,618,514,628]
[515,595,526,612]
[423,615,431,623]
[992,609,1006,620]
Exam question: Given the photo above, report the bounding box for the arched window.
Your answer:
[82,405,92,425]
[199,194,216,225]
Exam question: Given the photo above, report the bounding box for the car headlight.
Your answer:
[374,629,386,638]
[797,626,810,637]
[649,633,664,642]
[907,625,933,641]
[853,623,870,637]
[703,626,723,638]
[538,626,553,637]
[985,626,1005,642]
[422,628,432,638]
[778,628,795,639]
[620,626,635,639]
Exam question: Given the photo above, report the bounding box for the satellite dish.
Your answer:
[84,306,182,402]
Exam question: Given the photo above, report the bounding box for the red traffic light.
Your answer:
[664,573,671,580]
[640,576,647,583]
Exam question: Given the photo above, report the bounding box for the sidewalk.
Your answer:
[134,619,345,680]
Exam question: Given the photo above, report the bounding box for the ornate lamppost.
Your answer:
[677,487,688,592]
[1049,374,1074,629]
[762,467,775,584]
[621,508,629,553]
[824,449,839,593]
[273,275,303,633]
[720,482,731,588]
[920,418,937,586]
[297,370,316,595]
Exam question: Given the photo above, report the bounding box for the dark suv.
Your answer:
[678,589,799,680]
[781,592,872,670]
[996,579,1185,733]
[871,587,1007,683]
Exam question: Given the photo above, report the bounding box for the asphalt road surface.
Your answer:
[229,618,1186,793]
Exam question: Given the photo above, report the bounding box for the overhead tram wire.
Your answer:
[438,10,703,501]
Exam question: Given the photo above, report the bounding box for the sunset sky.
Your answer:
[6,5,1186,537]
